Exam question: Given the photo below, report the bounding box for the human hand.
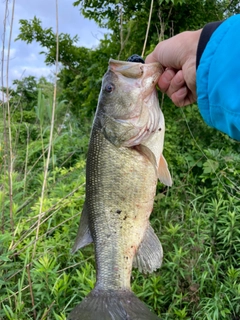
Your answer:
[146,30,202,107]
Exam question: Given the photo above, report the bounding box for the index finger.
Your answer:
[145,51,159,64]
[145,37,183,69]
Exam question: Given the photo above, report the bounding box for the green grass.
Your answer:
[1,102,240,320]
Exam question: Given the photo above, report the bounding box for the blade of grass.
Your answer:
[6,0,16,234]
[32,0,59,259]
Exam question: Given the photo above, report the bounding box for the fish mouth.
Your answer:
[109,58,163,90]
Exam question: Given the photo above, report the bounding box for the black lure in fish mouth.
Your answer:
[127,54,145,64]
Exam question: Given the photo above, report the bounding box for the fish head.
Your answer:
[95,59,164,147]
[98,59,163,120]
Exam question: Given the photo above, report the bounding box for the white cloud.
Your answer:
[3,48,16,60]
[0,0,108,85]
[25,53,38,63]
[10,66,52,81]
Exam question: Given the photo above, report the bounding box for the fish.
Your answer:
[68,58,172,320]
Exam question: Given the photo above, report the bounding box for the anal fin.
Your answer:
[133,224,163,274]
[72,203,93,254]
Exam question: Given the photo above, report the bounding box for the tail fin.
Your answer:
[68,288,160,320]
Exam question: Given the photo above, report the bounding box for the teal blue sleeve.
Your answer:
[196,15,240,141]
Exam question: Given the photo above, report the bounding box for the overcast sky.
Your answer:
[0,0,107,86]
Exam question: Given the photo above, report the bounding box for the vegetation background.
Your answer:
[1,0,240,319]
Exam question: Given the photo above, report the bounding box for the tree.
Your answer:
[16,1,239,119]
[16,17,112,118]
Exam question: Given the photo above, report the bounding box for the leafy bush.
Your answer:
[1,1,240,317]
[1,92,240,319]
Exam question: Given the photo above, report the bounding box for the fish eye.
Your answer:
[105,83,115,93]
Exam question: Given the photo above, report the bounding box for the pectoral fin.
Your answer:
[135,144,158,176]
[136,144,172,187]
[158,155,172,186]
[133,224,163,274]
[72,203,93,254]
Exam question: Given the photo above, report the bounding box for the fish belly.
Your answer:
[86,129,157,290]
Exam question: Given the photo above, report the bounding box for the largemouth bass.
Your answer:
[68,58,172,320]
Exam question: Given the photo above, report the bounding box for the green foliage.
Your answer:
[2,1,240,319]
[74,0,228,49]
[16,16,80,66]
[1,86,240,319]
[16,0,237,121]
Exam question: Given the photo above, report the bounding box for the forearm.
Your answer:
[196,15,240,140]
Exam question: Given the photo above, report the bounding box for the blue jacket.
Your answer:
[197,15,240,141]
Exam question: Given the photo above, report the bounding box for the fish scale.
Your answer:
[86,129,156,291]
[68,59,172,320]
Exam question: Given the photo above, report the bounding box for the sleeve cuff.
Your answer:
[196,21,223,69]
